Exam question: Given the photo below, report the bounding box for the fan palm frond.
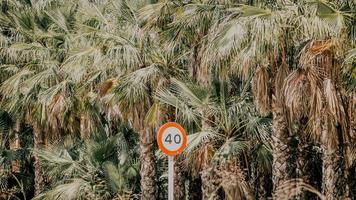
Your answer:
[273,179,325,200]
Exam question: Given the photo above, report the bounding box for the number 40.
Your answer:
[165,134,181,144]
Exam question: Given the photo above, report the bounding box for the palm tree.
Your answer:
[0,108,32,199]
[0,0,355,199]
[33,130,140,200]
[182,1,354,198]
[0,0,151,196]
[157,78,271,199]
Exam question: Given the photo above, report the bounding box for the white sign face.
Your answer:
[161,127,183,152]
[157,122,187,156]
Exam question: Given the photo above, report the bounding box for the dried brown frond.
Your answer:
[299,40,333,65]
[49,94,66,117]
[273,179,325,200]
[307,85,323,140]
[322,79,348,149]
[191,143,214,176]
[252,65,271,116]
[321,111,338,150]
[80,113,90,139]
[275,61,289,100]
[98,78,117,97]
[109,104,123,122]
[323,79,343,125]
[299,40,334,80]
[47,94,66,138]
[283,69,311,122]
[191,44,210,87]
[309,40,333,55]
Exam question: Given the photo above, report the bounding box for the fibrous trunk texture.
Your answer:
[139,128,156,200]
[80,113,90,139]
[201,160,253,200]
[0,129,9,197]
[321,113,347,200]
[174,156,186,200]
[299,141,322,200]
[321,141,343,200]
[33,123,45,196]
[348,93,356,200]
[201,166,221,200]
[272,98,289,192]
[10,119,21,172]
[250,161,270,199]
[348,165,356,200]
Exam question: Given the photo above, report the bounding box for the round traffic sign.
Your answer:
[157,122,187,156]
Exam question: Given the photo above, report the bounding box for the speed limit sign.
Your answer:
[157,122,187,200]
[157,122,187,156]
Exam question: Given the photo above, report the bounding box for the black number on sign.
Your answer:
[164,134,182,144]
[165,134,172,144]
[174,134,181,144]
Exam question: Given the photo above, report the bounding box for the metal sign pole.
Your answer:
[168,156,174,200]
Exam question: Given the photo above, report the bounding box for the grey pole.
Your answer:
[168,156,174,200]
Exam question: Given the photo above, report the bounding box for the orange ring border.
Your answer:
[157,122,187,156]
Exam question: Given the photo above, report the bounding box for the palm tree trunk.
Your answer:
[202,160,253,200]
[218,161,253,200]
[271,98,289,192]
[257,174,269,200]
[249,161,258,199]
[0,129,9,197]
[321,113,345,200]
[349,93,356,140]
[139,128,156,200]
[250,161,270,199]
[10,119,21,172]
[33,123,45,196]
[295,120,310,200]
[348,93,356,200]
[80,113,89,139]
[321,142,340,200]
[200,113,218,200]
[298,140,322,200]
[201,165,221,200]
[348,165,356,200]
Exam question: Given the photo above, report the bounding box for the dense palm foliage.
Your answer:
[0,0,355,200]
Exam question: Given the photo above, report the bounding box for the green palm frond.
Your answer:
[345,48,356,62]
[34,148,80,180]
[0,69,33,98]
[156,79,211,125]
[139,0,179,29]
[184,129,222,156]
[33,179,88,200]
[214,139,250,161]
[115,65,162,108]
[78,0,110,26]
[104,162,128,193]
[35,132,138,199]
[253,142,272,173]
